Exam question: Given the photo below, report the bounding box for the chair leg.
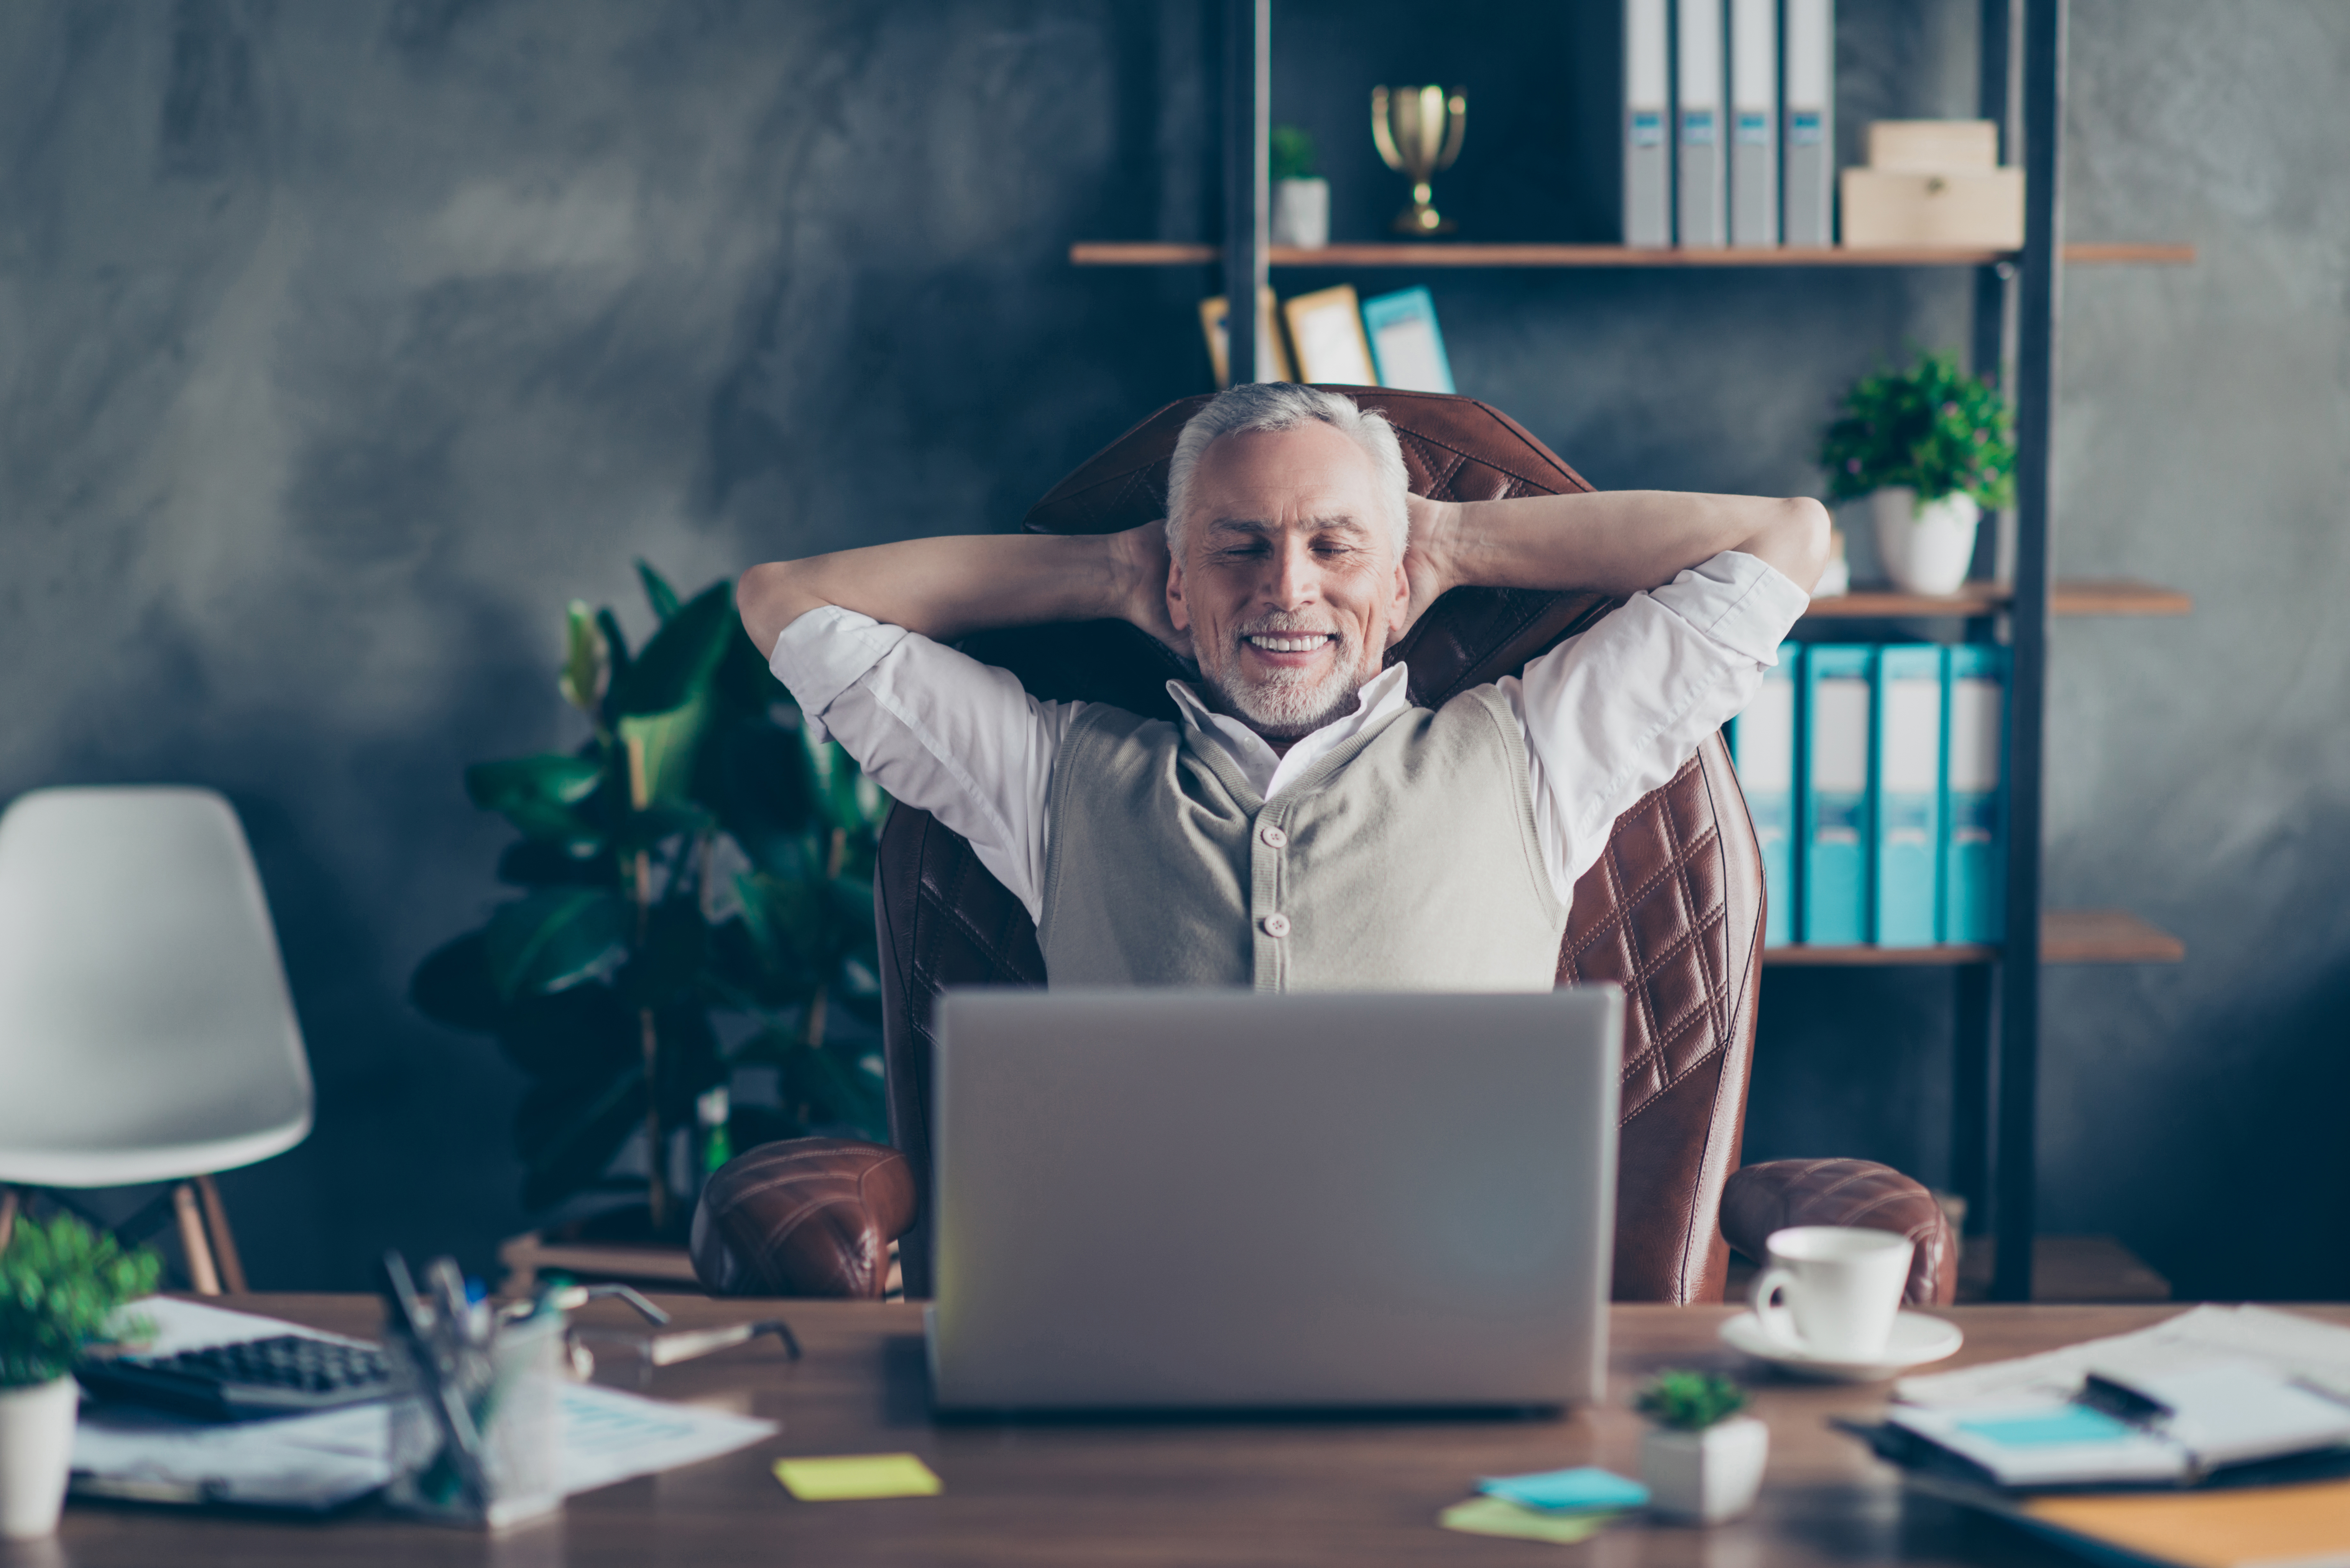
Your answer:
[0,1186,17,1253]
[193,1174,248,1294]
[171,1182,223,1295]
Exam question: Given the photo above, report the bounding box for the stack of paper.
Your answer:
[1437,1467,1645,1544]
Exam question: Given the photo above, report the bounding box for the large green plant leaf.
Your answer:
[636,559,682,624]
[483,888,632,1000]
[616,700,709,806]
[492,981,639,1082]
[733,867,827,988]
[497,839,617,888]
[613,580,734,718]
[410,933,505,1032]
[619,897,710,1010]
[465,755,608,848]
[516,1066,646,1212]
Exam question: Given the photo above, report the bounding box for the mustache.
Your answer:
[1231,612,1348,642]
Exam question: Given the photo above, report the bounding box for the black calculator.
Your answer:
[78,1335,393,1421]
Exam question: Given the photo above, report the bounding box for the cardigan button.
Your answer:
[1260,912,1292,938]
[1260,824,1288,848]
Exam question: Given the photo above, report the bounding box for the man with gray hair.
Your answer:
[740,385,1827,991]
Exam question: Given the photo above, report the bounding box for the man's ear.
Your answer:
[1383,554,1412,646]
[1166,554,1191,633]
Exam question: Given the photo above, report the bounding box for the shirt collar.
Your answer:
[1163,662,1415,788]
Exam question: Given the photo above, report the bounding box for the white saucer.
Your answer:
[1718,1309,1964,1383]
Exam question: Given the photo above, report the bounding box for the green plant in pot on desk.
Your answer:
[1636,1369,1767,1525]
[0,1215,160,1539]
[1820,350,2017,597]
[410,564,892,1243]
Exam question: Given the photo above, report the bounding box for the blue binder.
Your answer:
[1871,645,1945,946]
[1800,645,1873,945]
[1941,644,2009,943]
[1729,642,1801,948]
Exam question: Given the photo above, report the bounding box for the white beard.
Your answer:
[1198,611,1376,739]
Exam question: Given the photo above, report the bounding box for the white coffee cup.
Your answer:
[1748,1225,1914,1360]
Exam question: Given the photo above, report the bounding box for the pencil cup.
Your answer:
[387,1311,565,1528]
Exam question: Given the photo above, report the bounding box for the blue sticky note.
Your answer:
[1478,1466,1650,1513]
[1955,1408,2135,1448]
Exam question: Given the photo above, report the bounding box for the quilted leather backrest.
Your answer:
[876,389,1764,1303]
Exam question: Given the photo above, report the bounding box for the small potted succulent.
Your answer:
[0,1215,159,1539]
[1635,1369,1767,1525]
[1270,125,1330,250]
[1819,350,2017,596]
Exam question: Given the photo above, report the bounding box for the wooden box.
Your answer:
[1840,168,2024,248]
[1866,119,2000,172]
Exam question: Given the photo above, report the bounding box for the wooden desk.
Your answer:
[16,1297,2346,1566]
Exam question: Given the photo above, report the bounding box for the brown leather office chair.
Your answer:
[693,390,1955,1306]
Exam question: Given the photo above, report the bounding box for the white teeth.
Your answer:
[1246,634,1330,653]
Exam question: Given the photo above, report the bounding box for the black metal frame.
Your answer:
[1214,0,2068,1300]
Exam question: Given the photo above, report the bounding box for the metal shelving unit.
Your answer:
[1085,0,2185,1301]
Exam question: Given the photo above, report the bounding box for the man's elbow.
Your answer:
[1759,496,1832,594]
[739,560,812,655]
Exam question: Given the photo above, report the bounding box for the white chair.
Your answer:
[0,787,312,1293]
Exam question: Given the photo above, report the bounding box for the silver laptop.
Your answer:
[925,986,1623,1412]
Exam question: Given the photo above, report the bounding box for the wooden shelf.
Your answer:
[1800,577,2192,619]
[1764,909,2184,967]
[1069,241,2195,269]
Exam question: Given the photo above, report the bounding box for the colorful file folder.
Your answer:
[1730,642,1801,947]
[1872,644,1945,946]
[1801,644,1874,944]
[1942,643,2008,943]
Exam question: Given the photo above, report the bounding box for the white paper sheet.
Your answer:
[1895,1304,2350,1410]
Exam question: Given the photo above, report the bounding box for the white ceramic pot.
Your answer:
[1641,1415,1769,1525]
[1271,178,1330,249]
[0,1376,78,1540]
[1869,487,1981,596]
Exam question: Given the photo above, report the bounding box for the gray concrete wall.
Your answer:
[0,0,2339,1296]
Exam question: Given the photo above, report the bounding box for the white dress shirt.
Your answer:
[770,550,1809,923]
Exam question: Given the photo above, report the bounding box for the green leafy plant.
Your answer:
[1271,124,1319,182]
[1,1214,161,1387]
[409,564,892,1232]
[1819,350,2017,510]
[1634,1369,1749,1431]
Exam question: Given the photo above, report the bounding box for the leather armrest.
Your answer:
[1719,1157,1957,1306]
[690,1137,918,1299]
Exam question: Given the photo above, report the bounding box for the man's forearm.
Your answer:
[1426,489,1830,599]
[739,531,1147,653]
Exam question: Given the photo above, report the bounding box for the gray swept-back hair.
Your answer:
[1163,384,1411,561]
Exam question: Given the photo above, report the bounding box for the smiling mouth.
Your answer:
[1243,632,1336,654]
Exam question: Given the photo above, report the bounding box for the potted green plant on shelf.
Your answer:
[409,565,892,1242]
[1635,1368,1766,1524]
[1819,350,2017,597]
[0,1215,160,1540]
[1270,124,1329,250]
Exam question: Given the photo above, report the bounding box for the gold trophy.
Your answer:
[1371,85,1467,235]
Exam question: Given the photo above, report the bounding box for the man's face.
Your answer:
[1167,421,1410,740]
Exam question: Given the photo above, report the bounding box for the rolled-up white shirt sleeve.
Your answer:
[769,606,1075,921]
[1502,550,1811,902]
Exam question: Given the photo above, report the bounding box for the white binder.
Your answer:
[1623,0,1672,246]
[1675,0,1726,248]
[1728,0,1778,246]
[1783,0,1834,244]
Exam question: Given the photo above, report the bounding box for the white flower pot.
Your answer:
[1271,178,1330,249]
[0,1376,78,1540]
[1641,1415,1769,1525]
[1869,487,1981,596]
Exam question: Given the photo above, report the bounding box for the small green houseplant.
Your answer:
[0,1215,160,1539]
[1819,350,2017,595]
[1270,124,1329,249]
[409,565,892,1238]
[1635,1369,1766,1524]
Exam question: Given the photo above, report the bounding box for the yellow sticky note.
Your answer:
[1438,1496,1626,1544]
[772,1453,943,1501]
